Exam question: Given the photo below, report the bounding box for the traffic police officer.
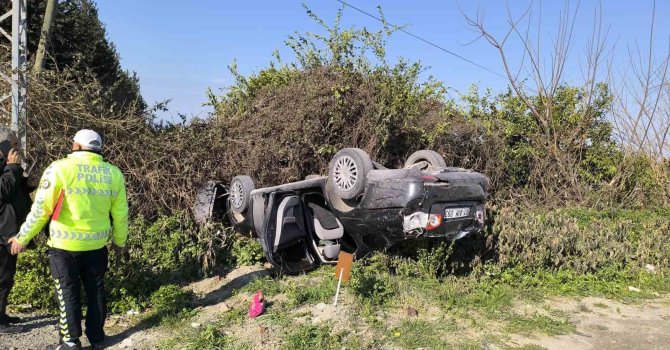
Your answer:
[9,129,128,350]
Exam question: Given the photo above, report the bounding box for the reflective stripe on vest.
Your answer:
[49,228,112,241]
[65,187,118,196]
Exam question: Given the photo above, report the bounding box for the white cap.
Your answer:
[73,129,103,151]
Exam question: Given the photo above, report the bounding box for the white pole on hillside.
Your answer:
[333,268,344,306]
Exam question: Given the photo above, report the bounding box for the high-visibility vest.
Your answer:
[16,151,128,251]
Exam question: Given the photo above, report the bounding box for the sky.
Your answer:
[95,0,670,121]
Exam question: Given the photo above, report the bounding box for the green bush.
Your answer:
[149,284,193,316]
[106,215,209,313]
[227,236,265,267]
[393,242,455,279]
[350,255,398,306]
[9,244,53,309]
[604,154,668,207]
[494,208,670,273]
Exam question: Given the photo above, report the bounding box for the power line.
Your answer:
[335,0,505,78]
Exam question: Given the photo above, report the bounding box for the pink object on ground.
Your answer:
[248,290,265,318]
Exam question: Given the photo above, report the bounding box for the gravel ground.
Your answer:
[0,314,63,350]
[0,266,271,350]
[0,313,133,350]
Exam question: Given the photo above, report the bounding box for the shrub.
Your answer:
[149,284,194,316]
[601,154,669,207]
[350,255,397,306]
[17,4,669,225]
[9,244,53,309]
[106,214,225,313]
[494,208,670,273]
[23,69,234,219]
[392,242,454,279]
[227,236,265,267]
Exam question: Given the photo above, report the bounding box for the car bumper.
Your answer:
[402,202,485,240]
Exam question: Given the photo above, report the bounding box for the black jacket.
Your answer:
[0,160,35,245]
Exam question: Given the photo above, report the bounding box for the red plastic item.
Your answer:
[248,290,265,318]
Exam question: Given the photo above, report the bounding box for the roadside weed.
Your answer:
[280,323,343,350]
[503,313,576,336]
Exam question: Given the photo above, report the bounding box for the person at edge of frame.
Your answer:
[9,129,129,350]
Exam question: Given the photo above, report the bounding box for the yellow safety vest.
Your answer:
[16,151,129,251]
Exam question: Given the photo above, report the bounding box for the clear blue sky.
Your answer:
[95,1,669,121]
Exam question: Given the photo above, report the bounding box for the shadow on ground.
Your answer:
[18,314,56,332]
[103,267,269,348]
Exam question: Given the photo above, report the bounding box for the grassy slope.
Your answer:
[155,262,669,349]
[121,208,670,349]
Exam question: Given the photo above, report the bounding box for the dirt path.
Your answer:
[2,267,670,350]
[0,306,163,350]
[0,265,269,350]
[510,296,670,350]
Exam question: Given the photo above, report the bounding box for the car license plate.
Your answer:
[444,207,470,219]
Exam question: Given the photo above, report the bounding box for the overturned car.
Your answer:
[195,149,489,274]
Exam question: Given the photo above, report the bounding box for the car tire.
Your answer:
[229,175,255,214]
[328,148,373,200]
[404,150,447,169]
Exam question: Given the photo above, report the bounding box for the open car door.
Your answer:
[193,181,227,225]
[256,191,320,275]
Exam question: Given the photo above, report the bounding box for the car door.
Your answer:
[193,181,227,225]
[258,191,319,274]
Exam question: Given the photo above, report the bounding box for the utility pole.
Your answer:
[34,0,57,74]
[0,0,28,151]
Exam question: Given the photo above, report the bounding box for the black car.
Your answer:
[194,149,489,274]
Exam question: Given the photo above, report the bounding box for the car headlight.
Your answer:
[403,212,443,231]
[403,212,428,231]
[476,206,485,224]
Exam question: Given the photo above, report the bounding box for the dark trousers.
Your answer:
[0,244,17,317]
[48,247,108,345]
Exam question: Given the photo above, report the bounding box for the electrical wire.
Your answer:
[335,0,505,78]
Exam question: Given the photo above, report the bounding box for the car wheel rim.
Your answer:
[333,155,358,192]
[231,181,244,209]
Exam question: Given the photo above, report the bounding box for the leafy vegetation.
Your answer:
[224,236,265,267]
[6,1,664,220]
[149,284,194,317]
[9,245,53,310]
[175,325,248,350]
[280,323,343,350]
[203,5,655,209]
[494,208,670,273]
